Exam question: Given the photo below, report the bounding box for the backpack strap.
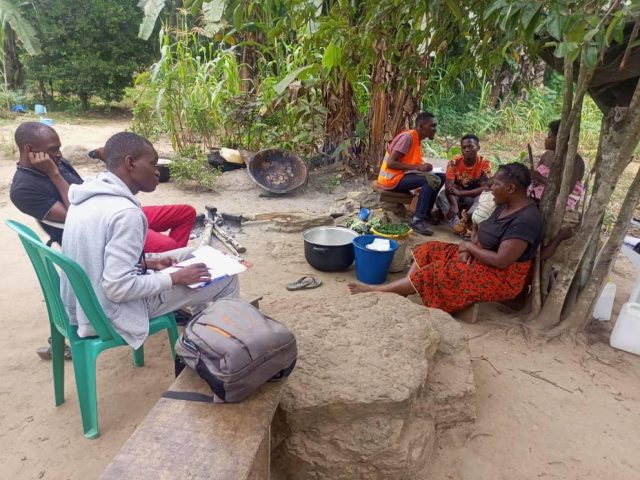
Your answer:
[161,390,214,403]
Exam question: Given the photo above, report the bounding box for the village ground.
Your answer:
[0,116,639,480]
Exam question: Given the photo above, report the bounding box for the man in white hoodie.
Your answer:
[61,132,239,348]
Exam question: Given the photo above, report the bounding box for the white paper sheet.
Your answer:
[163,245,246,288]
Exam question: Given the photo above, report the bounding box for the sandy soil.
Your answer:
[0,118,639,479]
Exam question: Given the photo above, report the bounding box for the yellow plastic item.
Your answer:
[220,147,244,165]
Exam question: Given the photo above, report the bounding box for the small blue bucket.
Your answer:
[353,235,398,285]
[34,104,46,115]
[39,117,54,126]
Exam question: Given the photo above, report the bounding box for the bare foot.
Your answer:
[348,282,375,294]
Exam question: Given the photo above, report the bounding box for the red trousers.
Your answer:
[142,205,196,253]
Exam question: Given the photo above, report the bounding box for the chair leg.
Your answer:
[50,328,66,406]
[132,346,144,367]
[71,346,100,439]
[167,323,179,360]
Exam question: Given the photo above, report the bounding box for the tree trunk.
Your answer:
[239,28,256,94]
[38,78,47,103]
[80,93,90,111]
[364,40,423,174]
[3,27,24,90]
[535,81,640,332]
[563,164,640,331]
[323,75,357,163]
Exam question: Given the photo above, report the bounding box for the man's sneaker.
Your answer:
[411,220,434,236]
[423,214,440,226]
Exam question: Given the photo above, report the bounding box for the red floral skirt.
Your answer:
[409,241,531,313]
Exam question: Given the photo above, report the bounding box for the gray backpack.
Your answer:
[174,298,297,403]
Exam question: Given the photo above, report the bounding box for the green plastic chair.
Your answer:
[6,220,179,439]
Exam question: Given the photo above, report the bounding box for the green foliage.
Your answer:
[138,30,241,153]
[169,146,221,190]
[136,17,327,157]
[25,0,158,110]
[0,0,40,55]
[130,99,164,142]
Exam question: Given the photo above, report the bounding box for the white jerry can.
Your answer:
[592,282,616,321]
[610,302,640,356]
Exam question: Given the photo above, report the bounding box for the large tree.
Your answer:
[26,0,157,109]
[486,0,640,335]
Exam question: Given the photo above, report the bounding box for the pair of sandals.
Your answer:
[286,276,322,291]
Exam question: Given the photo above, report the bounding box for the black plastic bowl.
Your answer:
[303,226,360,272]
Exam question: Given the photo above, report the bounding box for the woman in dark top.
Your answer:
[349,163,543,313]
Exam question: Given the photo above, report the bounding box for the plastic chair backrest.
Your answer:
[6,220,122,343]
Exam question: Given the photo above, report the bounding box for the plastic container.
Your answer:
[593,281,617,321]
[610,302,640,356]
[629,274,640,303]
[220,147,244,165]
[34,104,46,115]
[370,226,413,273]
[353,235,398,284]
[39,117,54,126]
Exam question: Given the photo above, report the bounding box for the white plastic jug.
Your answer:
[593,282,616,321]
[610,302,640,356]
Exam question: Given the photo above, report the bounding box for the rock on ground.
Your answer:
[267,292,460,479]
[62,145,96,166]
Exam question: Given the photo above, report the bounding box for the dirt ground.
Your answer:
[0,118,639,480]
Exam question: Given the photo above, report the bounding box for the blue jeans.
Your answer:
[392,172,446,219]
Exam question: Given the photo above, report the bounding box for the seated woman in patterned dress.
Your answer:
[348,163,543,313]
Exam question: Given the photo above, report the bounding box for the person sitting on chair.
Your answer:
[9,122,197,252]
[60,132,239,348]
[376,112,445,236]
[437,134,492,231]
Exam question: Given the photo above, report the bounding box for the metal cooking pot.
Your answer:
[303,226,360,272]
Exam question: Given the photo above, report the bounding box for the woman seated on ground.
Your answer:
[349,163,543,313]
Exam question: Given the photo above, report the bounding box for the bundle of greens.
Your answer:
[373,223,411,236]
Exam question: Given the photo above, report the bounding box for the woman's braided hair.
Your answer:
[496,162,531,191]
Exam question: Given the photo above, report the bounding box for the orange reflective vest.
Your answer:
[377,130,422,189]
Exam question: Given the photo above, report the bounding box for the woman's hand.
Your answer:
[458,251,472,264]
[458,241,473,253]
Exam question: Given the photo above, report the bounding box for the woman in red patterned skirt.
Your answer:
[349,163,543,313]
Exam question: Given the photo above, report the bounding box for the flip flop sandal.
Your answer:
[287,276,322,291]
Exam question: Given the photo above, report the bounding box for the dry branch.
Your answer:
[520,369,574,393]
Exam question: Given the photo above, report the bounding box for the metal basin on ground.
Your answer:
[247,148,308,194]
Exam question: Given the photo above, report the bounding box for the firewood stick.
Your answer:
[212,223,246,253]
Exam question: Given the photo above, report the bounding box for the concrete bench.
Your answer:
[101,295,284,480]
[100,368,285,480]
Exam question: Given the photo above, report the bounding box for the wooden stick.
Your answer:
[520,369,573,393]
[527,143,535,178]
[212,223,246,253]
[212,230,240,257]
[199,220,214,248]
